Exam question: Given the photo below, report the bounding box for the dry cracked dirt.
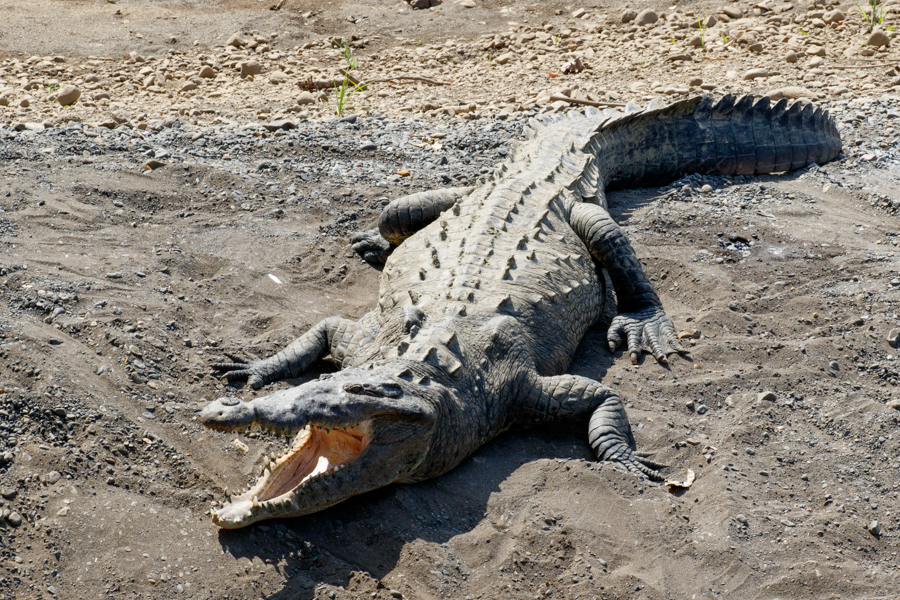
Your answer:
[2,1,900,599]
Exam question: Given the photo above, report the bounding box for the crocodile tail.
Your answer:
[592,94,842,191]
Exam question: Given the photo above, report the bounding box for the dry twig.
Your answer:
[548,95,626,108]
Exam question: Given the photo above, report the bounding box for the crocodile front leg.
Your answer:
[212,316,374,389]
[521,373,664,480]
[351,186,473,266]
[569,202,685,364]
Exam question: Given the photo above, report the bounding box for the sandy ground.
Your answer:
[2,1,900,600]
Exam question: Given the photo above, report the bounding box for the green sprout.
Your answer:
[721,33,728,44]
[331,41,366,117]
[697,16,707,50]
[857,0,887,32]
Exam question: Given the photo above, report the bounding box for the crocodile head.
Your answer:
[200,367,438,528]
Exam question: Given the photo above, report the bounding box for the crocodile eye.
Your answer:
[344,383,403,398]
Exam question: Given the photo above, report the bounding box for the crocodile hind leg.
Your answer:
[568,201,686,364]
[351,186,473,266]
[522,373,663,479]
[212,316,375,390]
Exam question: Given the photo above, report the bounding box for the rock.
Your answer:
[693,15,717,28]
[621,9,637,23]
[57,85,81,106]
[6,511,22,527]
[263,120,296,131]
[459,0,476,7]
[572,8,586,19]
[688,35,703,47]
[887,398,900,410]
[757,391,777,402]
[808,56,825,68]
[0,96,8,107]
[268,71,289,84]
[867,30,890,48]
[143,159,166,170]
[240,60,262,78]
[735,514,748,525]
[780,86,817,99]
[634,9,658,26]
[748,42,764,53]
[198,66,216,78]
[0,487,16,500]
[227,33,247,48]
[45,471,61,484]
[493,52,514,65]
[688,77,703,87]
[806,45,826,57]
[297,91,315,105]
[722,7,742,19]
[765,89,785,101]
[742,68,769,80]
[887,328,900,347]
[700,184,713,193]
[867,520,882,536]
[823,10,845,24]
[180,82,198,92]
[668,53,693,62]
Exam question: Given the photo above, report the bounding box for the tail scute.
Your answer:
[594,94,842,190]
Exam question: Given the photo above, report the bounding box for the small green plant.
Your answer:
[798,28,809,35]
[332,41,366,117]
[552,35,560,46]
[697,16,707,50]
[671,37,676,45]
[416,38,424,44]
[858,0,887,32]
[45,83,60,94]
[721,33,728,44]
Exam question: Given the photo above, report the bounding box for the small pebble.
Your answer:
[7,511,23,527]
[757,391,777,402]
[867,520,882,536]
[57,85,81,106]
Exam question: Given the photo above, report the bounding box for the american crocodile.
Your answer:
[200,95,841,528]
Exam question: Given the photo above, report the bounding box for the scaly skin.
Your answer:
[203,95,841,528]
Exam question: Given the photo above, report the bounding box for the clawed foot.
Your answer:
[601,444,665,481]
[211,360,265,390]
[350,229,394,267]
[607,305,687,365]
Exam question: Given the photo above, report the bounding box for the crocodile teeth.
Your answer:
[311,456,330,477]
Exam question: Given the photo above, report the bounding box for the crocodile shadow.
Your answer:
[217,421,594,599]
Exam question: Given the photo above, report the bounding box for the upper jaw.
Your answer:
[203,374,438,528]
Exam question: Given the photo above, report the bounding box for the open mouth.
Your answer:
[212,420,373,526]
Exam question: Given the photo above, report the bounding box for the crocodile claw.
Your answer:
[350,229,394,267]
[212,361,265,389]
[607,306,686,365]
[602,442,664,481]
